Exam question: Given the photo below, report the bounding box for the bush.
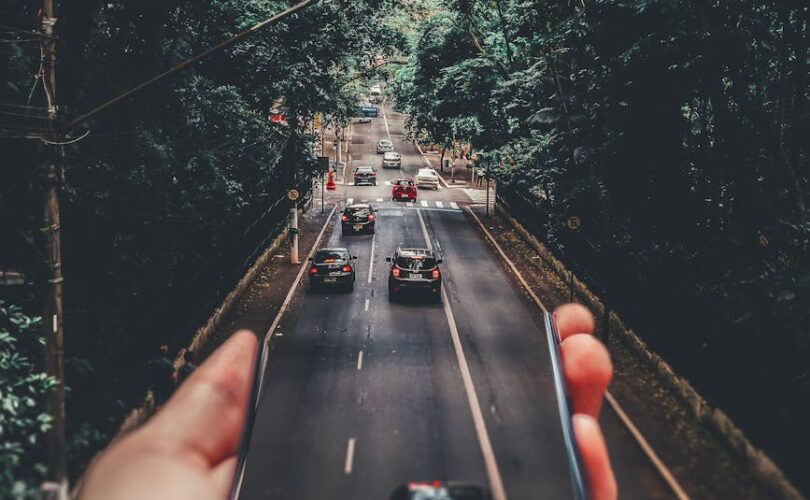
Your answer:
[0,301,58,499]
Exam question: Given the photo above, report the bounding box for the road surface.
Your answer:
[237,105,672,499]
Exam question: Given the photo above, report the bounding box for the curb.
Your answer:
[494,201,803,500]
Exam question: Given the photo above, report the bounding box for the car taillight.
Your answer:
[341,215,348,222]
[432,269,440,279]
[392,268,400,278]
[371,171,377,176]
[368,214,375,221]
[342,265,352,272]
[309,267,318,275]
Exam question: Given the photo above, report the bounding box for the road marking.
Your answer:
[466,206,689,500]
[357,350,364,370]
[367,231,376,284]
[344,438,357,475]
[435,201,444,208]
[382,106,391,140]
[346,198,354,204]
[376,198,383,202]
[364,298,370,311]
[450,202,459,209]
[406,202,414,207]
[415,209,506,500]
[420,200,428,208]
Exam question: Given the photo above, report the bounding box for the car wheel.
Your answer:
[347,281,354,292]
[388,289,395,302]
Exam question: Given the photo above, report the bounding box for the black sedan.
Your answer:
[353,165,377,186]
[341,203,376,235]
[386,247,443,302]
[308,248,357,291]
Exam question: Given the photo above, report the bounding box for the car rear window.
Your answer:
[395,256,437,269]
[395,180,413,186]
[346,206,372,216]
[314,251,347,264]
[419,170,436,177]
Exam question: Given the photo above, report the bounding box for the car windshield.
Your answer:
[395,256,437,270]
[314,251,347,264]
[356,167,373,173]
[379,140,392,146]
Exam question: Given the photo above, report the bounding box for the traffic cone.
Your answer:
[326,170,336,190]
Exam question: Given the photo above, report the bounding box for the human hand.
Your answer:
[555,303,617,500]
[79,331,258,500]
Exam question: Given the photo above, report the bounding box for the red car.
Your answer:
[392,178,417,202]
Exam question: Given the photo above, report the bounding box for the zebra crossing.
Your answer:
[345,198,461,211]
[461,188,493,206]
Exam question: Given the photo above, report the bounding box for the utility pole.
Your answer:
[39,0,68,494]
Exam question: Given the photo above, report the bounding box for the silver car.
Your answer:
[416,168,440,190]
[382,151,401,168]
[376,139,394,154]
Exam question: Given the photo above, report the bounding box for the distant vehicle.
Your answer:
[389,482,489,500]
[377,139,394,154]
[353,165,377,186]
[386,248,443,302]
[359,103,379,117]
[392,178,417,202]
[358,115,372,123]
[308,248,357,291]
[370,84,382,96]
[415,168,440,190]
[382,151,401,168]
[341,203,376,235]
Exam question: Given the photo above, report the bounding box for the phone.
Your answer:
[544,311,589,500]
[228,335,268,499]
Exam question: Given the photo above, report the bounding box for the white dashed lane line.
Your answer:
[344,438,356,475]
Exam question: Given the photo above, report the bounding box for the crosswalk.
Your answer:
[345,198,460,210]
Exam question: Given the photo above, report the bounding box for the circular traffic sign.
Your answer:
[287,189,300,201]
[567,216,581,230]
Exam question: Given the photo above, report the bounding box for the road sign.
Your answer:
[567,216,581,230]
[287,189,300,201]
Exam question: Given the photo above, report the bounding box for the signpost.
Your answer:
[288,188,301,264]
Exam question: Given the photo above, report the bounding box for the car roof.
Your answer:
[394,177,414,182]
[346,203,372,209]
[379,139,392,144]
[383,151,399,156]
[418,168,436,173]
[356,165,374,170]
[317,247,349,253]
[396,247,436,257]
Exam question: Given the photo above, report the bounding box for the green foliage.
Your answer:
[0,302,57,499]
[1,0,397,481]
[394,0,809,490]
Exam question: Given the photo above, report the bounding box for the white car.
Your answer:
[415,168,440,190]
[376,139,394,154]
[382,152,401,168]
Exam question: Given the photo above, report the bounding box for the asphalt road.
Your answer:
[237,104,672,499]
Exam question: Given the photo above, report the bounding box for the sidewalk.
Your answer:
[418,147,492,189]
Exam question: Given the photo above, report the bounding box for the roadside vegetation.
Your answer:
[390,0,809,493]
[1,0,402,488]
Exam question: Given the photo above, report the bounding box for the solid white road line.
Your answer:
[344,438,356,475]
[465,206,689,500]
[407,202,414,207]
[450,202,459,209]
[364,298,370,311]
[367,231,376,284]
[435,201,444,208]
[415,209,506,500]
[421,200,429,208]
[382,106,391,140]
[357,350,364,370]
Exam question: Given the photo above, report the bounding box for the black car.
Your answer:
[386,247,443,302]
[353,165,377,186]
[308,248,357,291]
[389,482,489,500]
[341,203,376,235]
